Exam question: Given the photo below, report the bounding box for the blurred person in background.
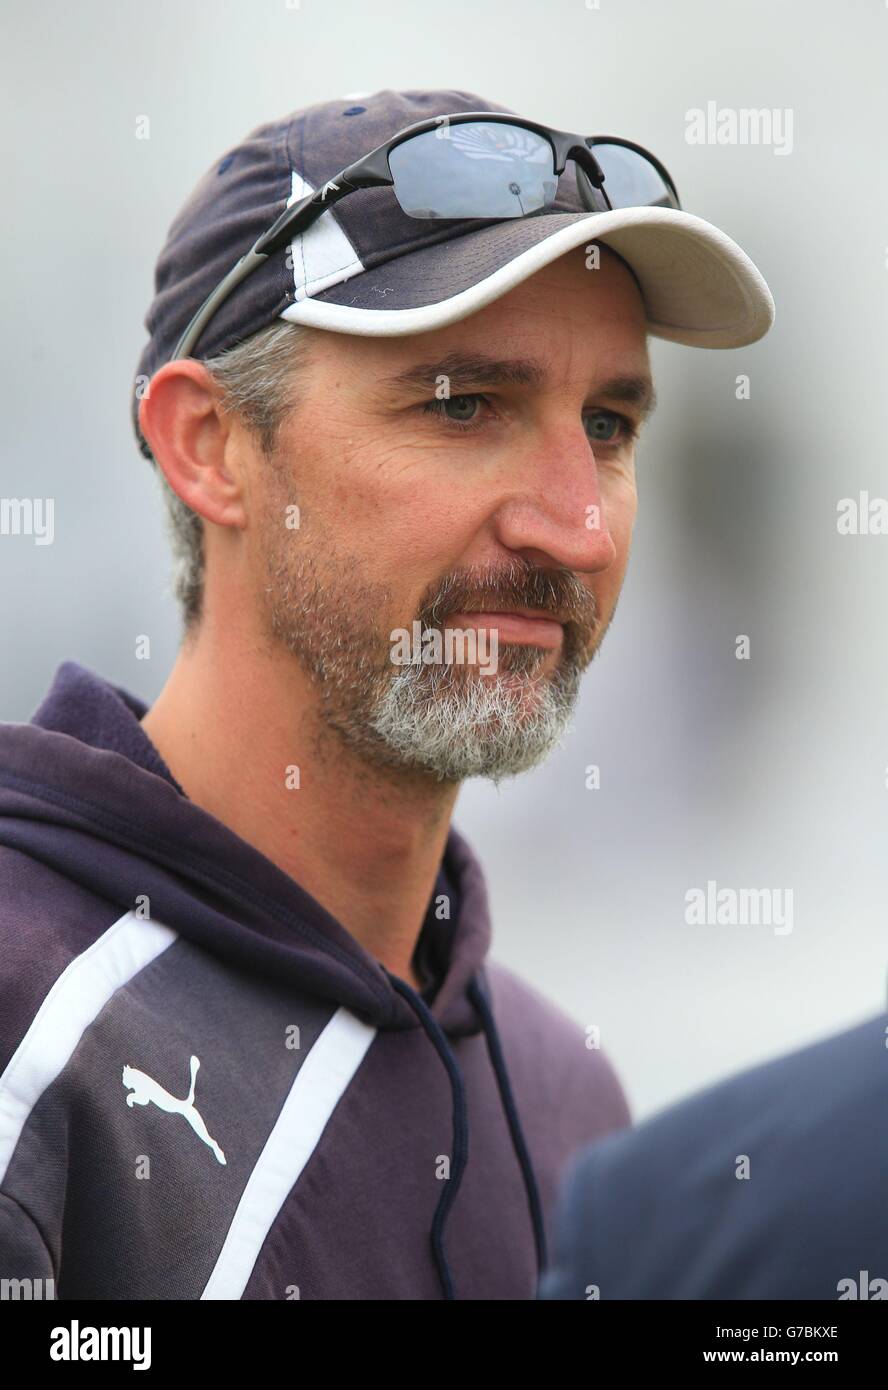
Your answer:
[540,1010,888,1299]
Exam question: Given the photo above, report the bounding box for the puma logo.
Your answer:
[122,1055,226,1165]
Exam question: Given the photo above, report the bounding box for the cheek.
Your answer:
[338,442,483,564]
[603,471,638,543]
[598,477,638,592]
[279,448,480,606]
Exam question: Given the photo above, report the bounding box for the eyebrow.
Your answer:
[379,351,658,420]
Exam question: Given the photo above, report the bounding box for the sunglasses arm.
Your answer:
[254,175,366,256]
[172,175,374,360]
[171,249,272,360]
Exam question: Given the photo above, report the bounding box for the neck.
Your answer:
[140,610,460,991]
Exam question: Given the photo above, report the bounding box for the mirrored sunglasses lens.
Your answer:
[388,122,558,219]
[593,143,679,209]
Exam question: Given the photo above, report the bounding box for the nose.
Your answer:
[488,422,622,575]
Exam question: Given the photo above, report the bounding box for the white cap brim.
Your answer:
[279,206,775,349]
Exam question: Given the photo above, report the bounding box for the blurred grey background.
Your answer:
[1,0,887,1119]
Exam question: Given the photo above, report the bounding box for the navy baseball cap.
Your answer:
[132,87,775,457]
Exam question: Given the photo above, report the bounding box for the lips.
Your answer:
[444,609,564,649]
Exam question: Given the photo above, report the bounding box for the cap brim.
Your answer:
[279,206,774,349]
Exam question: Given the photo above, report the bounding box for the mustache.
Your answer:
[418,558,598,632]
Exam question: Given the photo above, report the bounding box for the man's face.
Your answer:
[248,243,653,782]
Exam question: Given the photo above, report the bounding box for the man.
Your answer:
[0,89,773,1299]
[539,1010,888,1300]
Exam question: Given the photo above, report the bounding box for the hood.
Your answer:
[0,661,493,1037]
[0,661,550,1297]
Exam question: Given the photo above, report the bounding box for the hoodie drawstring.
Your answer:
[386,973,468,1299]
[386,969,547,1299]
[468,975,548,1277]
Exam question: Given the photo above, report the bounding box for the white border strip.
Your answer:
[201,1006,376,1300]
[287,170,364,301]
[0,910,177,1185]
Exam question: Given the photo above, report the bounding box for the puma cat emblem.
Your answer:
[122,1054,226,1165]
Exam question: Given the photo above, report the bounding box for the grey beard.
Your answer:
[260,526,593,785]
[366,648,583,783]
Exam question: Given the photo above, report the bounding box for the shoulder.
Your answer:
[483,957,631,1135]
[0,845,121,1068]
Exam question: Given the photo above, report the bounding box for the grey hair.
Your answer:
[142,319,314,633]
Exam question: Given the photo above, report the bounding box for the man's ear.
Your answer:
[139,360,247,529]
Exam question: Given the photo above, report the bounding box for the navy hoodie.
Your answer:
[0,661,630,1300]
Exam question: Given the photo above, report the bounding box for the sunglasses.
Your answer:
[172,111,681,362]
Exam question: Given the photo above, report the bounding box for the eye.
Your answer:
[421,393,488,430]
[584,409,638,447]
[419,395,639,445]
